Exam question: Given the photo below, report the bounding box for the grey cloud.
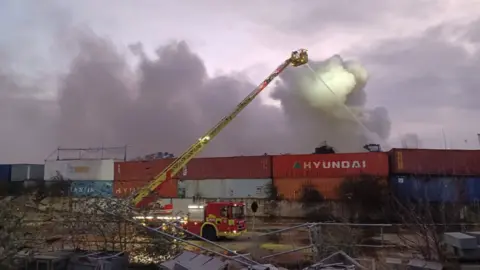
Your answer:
[362,22,480,110]
[356,20,480,147]
[56,34,290,158]
[254,0,440,36]
[0,28,389,162]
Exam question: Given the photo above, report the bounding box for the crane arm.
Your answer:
[130,49,309,208]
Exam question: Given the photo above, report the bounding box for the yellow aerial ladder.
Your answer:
[130,49,308,208]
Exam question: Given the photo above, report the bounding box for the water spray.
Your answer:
[304,63,390,150]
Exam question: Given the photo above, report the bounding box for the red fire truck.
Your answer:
[184,202,246,241]
[134,201,247,241]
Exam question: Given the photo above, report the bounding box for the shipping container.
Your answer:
[10,164,44,181]
[44,160,114,181]
[0,165,11,182]
[112,178,177,198]
[182,156,272,179]
[464,178,480,203]
[114,155,271,181]
[272,152,389,178]
[70,180,113,197]
[389,148,480,176]
[114,160,171,182]
[274,177,349,200]
[179,179,272,199]
[389,176,463,203]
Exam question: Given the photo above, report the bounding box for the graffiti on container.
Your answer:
[115,187,137,195]
[72,185,110,194]
[293,160,367,170]
[67,164,90,173]
[49,171,70,181]
[71,182,112,195]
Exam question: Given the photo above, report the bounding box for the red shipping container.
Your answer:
[183,156,271,179]
[114,160,172,181]
[390,148,480,175]
[272,152,389,178]
[115,156,272,181]
[114,160,177,198]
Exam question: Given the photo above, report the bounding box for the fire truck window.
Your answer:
[231,206,245,219]
[220,207,227,217]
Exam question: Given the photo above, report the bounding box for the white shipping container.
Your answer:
[180,179,272,199]
[44,160,114,181]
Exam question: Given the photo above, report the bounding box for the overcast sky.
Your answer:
[1,0,480,163]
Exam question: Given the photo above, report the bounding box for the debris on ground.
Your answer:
[158,251,229,270]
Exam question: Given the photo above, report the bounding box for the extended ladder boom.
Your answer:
[131,49,308,208]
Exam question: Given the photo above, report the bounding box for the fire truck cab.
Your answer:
[186,201,247,241]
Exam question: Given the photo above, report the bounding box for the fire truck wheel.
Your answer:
[202,225,217,241]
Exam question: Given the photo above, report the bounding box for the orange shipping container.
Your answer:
[274,177,387,200]
[274,178,344,200]
[272,152,389,178]
[114,155,272,181]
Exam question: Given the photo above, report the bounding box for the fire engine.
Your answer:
[125,49,309,241]
[134,201,247,241]
[186,202,246,240]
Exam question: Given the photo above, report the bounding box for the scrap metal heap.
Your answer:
[91,49,309,268]
[158,250,367,270]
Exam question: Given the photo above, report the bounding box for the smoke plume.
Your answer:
[0,30,391,162]
[271,55,391,153]
[401,133,422,148]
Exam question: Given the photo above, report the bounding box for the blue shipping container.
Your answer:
[390,176,462,203]
[465,178,480,203]
[70,180,113,197]
[0,165,11,182]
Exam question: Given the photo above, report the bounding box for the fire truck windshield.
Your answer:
[230,205,245,219]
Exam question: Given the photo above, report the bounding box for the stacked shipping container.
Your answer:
[178,156,272,199]
[272,152,389,200]
[388,149,480,204]
[44,160,114,197]
[0,164,45,194]
[0,164,44,182]
[11,164,44,181]
[113,160,177,198]
[113,156,272,199]
[17,148,477,203]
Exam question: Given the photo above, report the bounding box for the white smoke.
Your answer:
[299,55,368,119]
[272,54,390,153]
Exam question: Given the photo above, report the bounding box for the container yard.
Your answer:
[1,51,478,268]
[2,149,480,204]
[3,149,480,268]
